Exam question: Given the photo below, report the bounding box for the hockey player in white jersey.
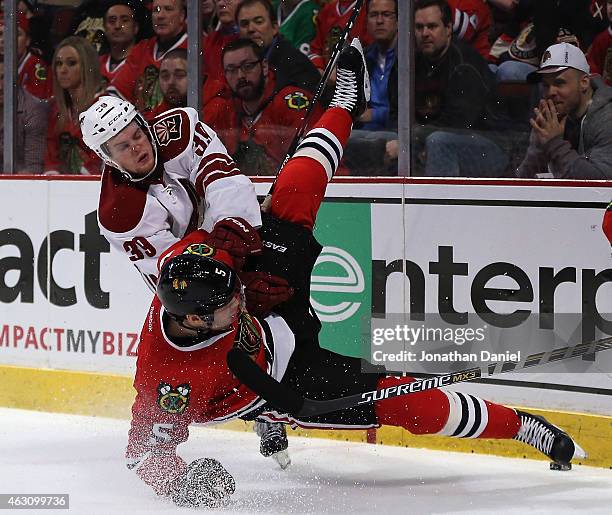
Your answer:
[79,95,291,466]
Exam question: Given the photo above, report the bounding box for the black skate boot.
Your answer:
[329,38,371,120]
[254,420,291,469]
[513,410,586,470]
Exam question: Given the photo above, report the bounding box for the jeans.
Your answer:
[423,130,509,178]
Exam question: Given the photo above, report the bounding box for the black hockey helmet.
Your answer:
[157,249,238,320]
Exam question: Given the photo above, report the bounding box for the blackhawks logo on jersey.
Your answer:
[285,91,310,110]
[157,382,191,414]
[152,113,183,146]
[185,243,216,257]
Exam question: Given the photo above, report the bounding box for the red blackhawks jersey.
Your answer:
[44,101,103,175]
[97,107,261,289]
[126,270,295,495]
[107,33,188,112]
[19,51,52,100]
[587,27,612,85]
[308,0,371,71]
[448,0,492,60]
[204,75,320,175]
[99,53,129,87]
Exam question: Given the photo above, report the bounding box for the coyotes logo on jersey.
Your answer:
[152,113,183,146]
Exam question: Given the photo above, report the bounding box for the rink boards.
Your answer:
[0,176,611,466]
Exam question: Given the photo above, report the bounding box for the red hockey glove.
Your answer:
[207,217,262,270]
[241,271,294,318]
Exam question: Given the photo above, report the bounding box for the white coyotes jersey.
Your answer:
[97,107,262,290]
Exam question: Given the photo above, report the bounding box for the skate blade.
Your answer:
[573,441,588,460]
[272,450,291,470]
[550,461,572,471]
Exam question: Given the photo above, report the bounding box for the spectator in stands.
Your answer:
[359,0,397,131]
[342,0,398,175]
[410,0,509,177]
[272,0,319,55]
[204,0,239,81]
[206,38,320,175]
[0,58,49,174]
[145,47,188,119]
[0,12,52,100]
[587,0,612,85]
[201,0,217,35]
[447,0,492,60]
[517,42,612,179]
[44,36,104,175]
[99,1,140,87]
[236,0,320,92]
[308,0,370,74]
[108,0,187,112]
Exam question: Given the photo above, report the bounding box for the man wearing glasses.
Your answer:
[205,38,321,176]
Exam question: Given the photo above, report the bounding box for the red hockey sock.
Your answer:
[269,107,352,229]
[374,376,521,439]
[603,202,612,246]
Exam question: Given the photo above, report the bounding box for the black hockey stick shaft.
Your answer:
[228,335,612,419]
[267,0,365,194]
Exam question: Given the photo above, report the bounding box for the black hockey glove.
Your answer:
[207,217,262,270]
[169,458,235,508]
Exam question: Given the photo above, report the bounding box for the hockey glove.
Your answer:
[170,458,235,508]
[207,217,263,270]
[241,271,294,317]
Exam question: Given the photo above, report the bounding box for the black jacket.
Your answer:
[266,36,321,93]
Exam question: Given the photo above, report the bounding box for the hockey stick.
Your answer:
[227,335,612,418]
[267,0,366,194]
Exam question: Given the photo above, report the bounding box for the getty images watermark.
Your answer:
[371,323,519,362]
[363,313,612,375]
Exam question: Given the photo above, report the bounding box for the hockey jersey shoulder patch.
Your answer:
[98,168,148,234]
[150,108,193,160]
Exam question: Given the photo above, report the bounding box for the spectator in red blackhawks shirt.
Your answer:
[108,0,188,113]
[0,12,52,100]
[205,38,321,176]
[447,0,492,60]
[145,48,188,120]
[44,37,104,175]
[99,1,140,88]
[588,0,612,85]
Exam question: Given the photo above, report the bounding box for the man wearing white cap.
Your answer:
[517,42,612,179]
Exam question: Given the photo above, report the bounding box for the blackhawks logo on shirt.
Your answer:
[157,382,191,414]
[285,91,310,110]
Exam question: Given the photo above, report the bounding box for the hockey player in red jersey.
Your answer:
[125,39,585,508]
[80,87,290,463]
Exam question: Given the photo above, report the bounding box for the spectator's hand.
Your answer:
[384,139,399,166]
[530,99,566,146]
[359,109,373,123]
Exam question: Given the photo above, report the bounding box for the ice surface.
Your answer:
[1,408,611,514]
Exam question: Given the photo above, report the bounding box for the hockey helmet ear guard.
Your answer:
[79,95,158,181]
[157,251,239,321]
